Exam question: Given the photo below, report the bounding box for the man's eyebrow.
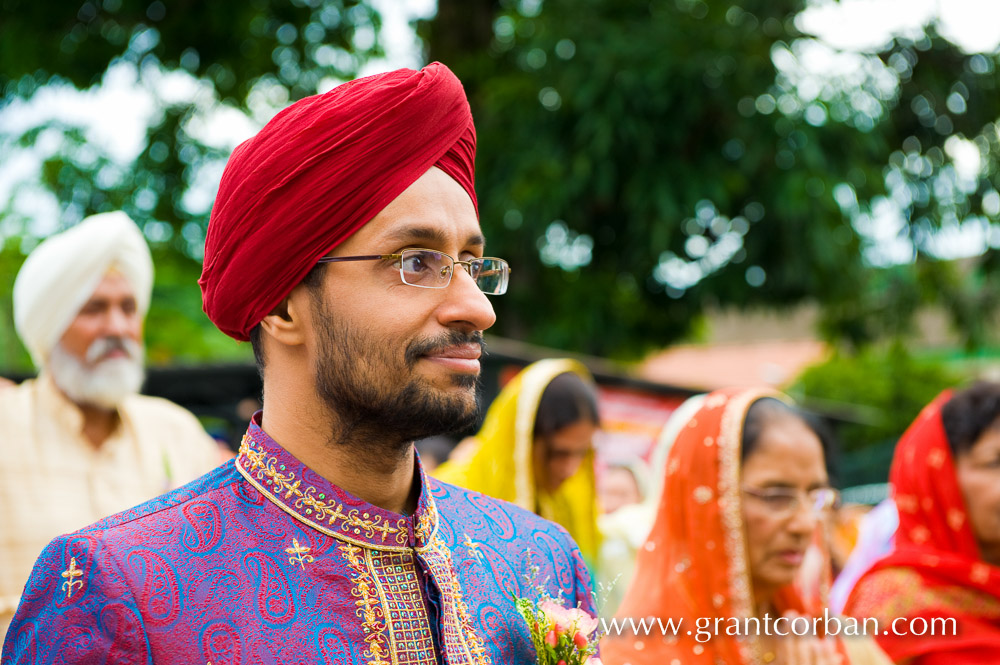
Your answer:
[383,226,485,248]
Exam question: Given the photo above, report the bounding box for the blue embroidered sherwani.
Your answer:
[1,418,594,664]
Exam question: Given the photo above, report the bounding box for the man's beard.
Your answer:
[311,298,484,456]
[48,337,145,410]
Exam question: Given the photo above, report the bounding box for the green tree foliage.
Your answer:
[0,240,26,368]
[791,343,959,484]
[794,343,959,452]
[3,0,1000,370]
[1,0,379,98]
[0,0,383,370]
[427,0,1000,357]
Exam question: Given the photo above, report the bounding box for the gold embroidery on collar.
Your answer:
[285,539,315,570]
[61,557,84,599]
[369,549,438,665]
[241,432,485,663]
[420,534,492,665]
[341,543,392,665]
[414,496,439,546]
[239,435,408,546]
[335,509,490,664]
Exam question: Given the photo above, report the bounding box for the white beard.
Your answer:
[48,338,145,410]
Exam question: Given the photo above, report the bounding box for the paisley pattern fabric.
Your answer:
[1,418,594,664]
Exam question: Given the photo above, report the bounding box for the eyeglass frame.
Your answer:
[741,486,841,517]
[315,248,511,294]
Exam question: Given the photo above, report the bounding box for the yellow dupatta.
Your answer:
[434,359,601,567]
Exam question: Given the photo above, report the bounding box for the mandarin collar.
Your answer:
[235,415,438,552]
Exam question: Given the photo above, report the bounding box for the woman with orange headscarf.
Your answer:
[602,388,889,665]
[845,383,1000,664]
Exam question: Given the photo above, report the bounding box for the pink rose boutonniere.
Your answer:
[514,595,602,665]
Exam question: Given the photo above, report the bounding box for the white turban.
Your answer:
[13,211,153,368]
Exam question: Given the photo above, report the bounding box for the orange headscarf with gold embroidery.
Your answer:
[846,391,1000,663]
[602,388,846,665]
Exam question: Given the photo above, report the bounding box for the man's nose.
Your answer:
[104,306,133,336]
[437,267,496,332]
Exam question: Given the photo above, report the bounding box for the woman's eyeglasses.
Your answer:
[741,486,841,516]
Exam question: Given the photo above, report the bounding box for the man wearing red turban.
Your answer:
[4,63,594,665]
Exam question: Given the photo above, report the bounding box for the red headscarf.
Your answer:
[846,391,1000,663]
[200,62,477,340]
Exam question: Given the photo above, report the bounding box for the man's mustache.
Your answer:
[85,336,143,365]
[404,331,486,368]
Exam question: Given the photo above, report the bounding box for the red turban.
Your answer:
[200,62,477,341]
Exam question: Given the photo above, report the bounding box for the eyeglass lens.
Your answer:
[398,250,508,294]
[746,487,839,514]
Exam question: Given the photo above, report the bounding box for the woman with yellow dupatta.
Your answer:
[603,388,890,665]
[434,358,601,569]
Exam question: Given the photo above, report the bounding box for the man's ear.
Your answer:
[259,284,311,347]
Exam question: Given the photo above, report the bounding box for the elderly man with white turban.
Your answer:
[0,211,220,639]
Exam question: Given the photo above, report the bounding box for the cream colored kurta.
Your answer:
[0,374,222,639]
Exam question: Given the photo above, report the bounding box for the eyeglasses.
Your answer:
[741,486,841,517]
[316,248,510,295]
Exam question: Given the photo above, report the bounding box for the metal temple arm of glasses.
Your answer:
[315,254,399,264]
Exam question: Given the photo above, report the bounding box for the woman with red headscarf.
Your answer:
[602,388,889,665]
[846,383,1000,664]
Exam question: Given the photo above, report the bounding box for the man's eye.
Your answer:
[401,255,430,272]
